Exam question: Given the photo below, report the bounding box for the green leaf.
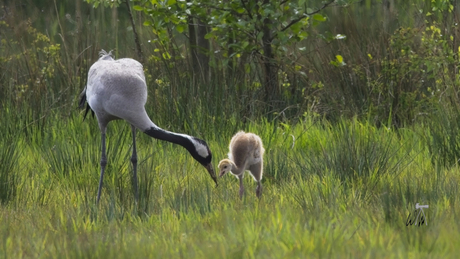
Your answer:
[245,63,251,73]
[257,32,264,41]
[162,52,171,60]
[330,55,346,67]
[298,31,308,40]
[312,13,326,22]
[133,5,144,11]
[290,22,302,34]
[278,31,288,43]
[336,55,343,63]
[301,17,309,26]
[176,24,186,33]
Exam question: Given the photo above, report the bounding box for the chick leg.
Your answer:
[238,175,245,199]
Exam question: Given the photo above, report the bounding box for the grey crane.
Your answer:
[218,131,265,199]
[79,50,218,204]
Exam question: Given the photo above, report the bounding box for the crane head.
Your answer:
[204,163,218,187]
[217,159,235,177]
[189,137,218,187]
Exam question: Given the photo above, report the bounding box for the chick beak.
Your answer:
[205,163,218,187]
[219,170,227,178]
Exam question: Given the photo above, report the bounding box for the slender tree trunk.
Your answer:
[254,0,279,102]
[197,18,210,83]
[188,15,199,82]
[454,1,460,76]
[261,4,278,102]
[111,6,118,55]
[75,0,82,40]
[75,0,82,72]
[227,31,235,81]
[125,0,143,63]
[382,0,394,34]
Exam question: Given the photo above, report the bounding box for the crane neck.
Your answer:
[143,125,213,167]
[144,126,192,148]
[226,160,243,175]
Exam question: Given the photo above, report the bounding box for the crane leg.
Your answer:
[131,125,139,203]
[97,133,107,204]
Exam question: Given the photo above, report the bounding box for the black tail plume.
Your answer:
[78,87,94,120]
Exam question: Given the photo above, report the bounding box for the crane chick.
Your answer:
[218,131,265,199]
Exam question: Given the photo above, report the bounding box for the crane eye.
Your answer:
[224,166,227,169]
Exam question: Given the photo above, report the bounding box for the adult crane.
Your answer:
[79,50,218,204]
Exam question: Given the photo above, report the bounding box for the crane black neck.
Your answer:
[144,127,189,146]
[143,126,211,166]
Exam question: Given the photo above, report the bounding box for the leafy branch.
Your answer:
[274,0,335,41]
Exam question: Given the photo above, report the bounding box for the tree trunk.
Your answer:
[197,18,210,83]
[125,0,143,63]
[111,6,118,55]
[188,15,199,82]
[382,0,395,34]
[227,31,235,82]
[75,0,82,72]
[75,0,82,39]
[261,6,278,102]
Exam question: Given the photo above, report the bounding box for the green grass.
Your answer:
[1,108,460,258]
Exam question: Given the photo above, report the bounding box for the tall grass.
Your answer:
[1,110,460,257]
[425,102,460,168]
[0,136,20,205]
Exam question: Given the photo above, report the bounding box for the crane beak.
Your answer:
[205,163,218,187]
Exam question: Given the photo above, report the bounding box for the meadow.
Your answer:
[2,110,460,258]
[1,0,460,258]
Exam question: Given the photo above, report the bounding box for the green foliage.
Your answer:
[0,20,65,107]
[425,102,460,168]
[130,0,330,54]
[299,0,460,127]
[304,120,410,179]
[125,0,335,103]
[0,134,20,205]
[86,0,123,8]
[330,54,346,67]
[369,20,459,126]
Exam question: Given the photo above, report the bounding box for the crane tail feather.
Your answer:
[78,87,94,120]
[83,104,91,120]
[78,87,87,109]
